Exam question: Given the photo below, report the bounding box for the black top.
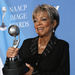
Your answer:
[18,35,70,75]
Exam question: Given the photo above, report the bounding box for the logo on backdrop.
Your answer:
[9,4,29,28]
[0,7,7,31]
[55,5,60,10]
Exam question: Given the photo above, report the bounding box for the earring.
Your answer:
[53,29,55,32]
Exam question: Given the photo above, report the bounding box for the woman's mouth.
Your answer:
[37,27,44,31]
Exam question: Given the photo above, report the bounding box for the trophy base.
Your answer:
[0,27,7,31]
[0,23,7,31]
[2,61,29,75]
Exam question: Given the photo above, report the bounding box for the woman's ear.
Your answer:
[53,20,57,29]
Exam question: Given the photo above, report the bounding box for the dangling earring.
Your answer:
[53,29,55,32]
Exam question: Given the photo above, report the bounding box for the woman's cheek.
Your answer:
[34,25,38,32]
[34,26,38,33]
[34,24,37,28]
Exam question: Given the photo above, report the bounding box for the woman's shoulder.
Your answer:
[23,36,38,44]
[19,36,38,50]
[56,37,69,47]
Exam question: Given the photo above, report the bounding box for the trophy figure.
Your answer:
[8,25,20,61]
[3,25,29,75]
[8,25,20,48]
[0,7,7,31]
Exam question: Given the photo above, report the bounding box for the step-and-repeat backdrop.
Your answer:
[0,0,75,75]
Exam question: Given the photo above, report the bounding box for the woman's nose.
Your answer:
[37,20,42,26]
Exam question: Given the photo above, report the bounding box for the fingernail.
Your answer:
[26,63,29,67]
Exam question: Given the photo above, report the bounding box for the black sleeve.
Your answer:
[48,42,69,75]
[55,42,70,75]
[18,39,32,63]
[45,42,69,75]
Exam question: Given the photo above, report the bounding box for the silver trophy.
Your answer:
[0,6,7,31]
[8,25,20,61]
[8,25,20,48]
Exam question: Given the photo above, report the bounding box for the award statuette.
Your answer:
[0,7,7,31]
[3,25,29,75]
[8,25,20,48]
[8,25,20,61]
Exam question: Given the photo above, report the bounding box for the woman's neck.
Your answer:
[38,33,52,54]
[38,33,52,45]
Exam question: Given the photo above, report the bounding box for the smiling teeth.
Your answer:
[38,28,43,30]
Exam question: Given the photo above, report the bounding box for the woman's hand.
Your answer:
[7,47,19,58]
[24,63,34,75]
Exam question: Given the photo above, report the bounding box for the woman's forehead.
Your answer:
[33,11,49,18]
[34,9,47,14]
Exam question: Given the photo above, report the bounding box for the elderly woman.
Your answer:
[6,4,70,75]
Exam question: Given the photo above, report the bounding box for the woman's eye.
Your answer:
[42,18,47,21]
[33,19,37,23]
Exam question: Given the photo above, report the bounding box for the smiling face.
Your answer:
[33,11,54,37]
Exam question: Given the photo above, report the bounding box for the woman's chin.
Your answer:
[38,33,45,37]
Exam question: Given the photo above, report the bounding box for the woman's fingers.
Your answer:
[25,63,34,75]
[11,48,18,57]
[26,63,34,71]
[7,47,19,58]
